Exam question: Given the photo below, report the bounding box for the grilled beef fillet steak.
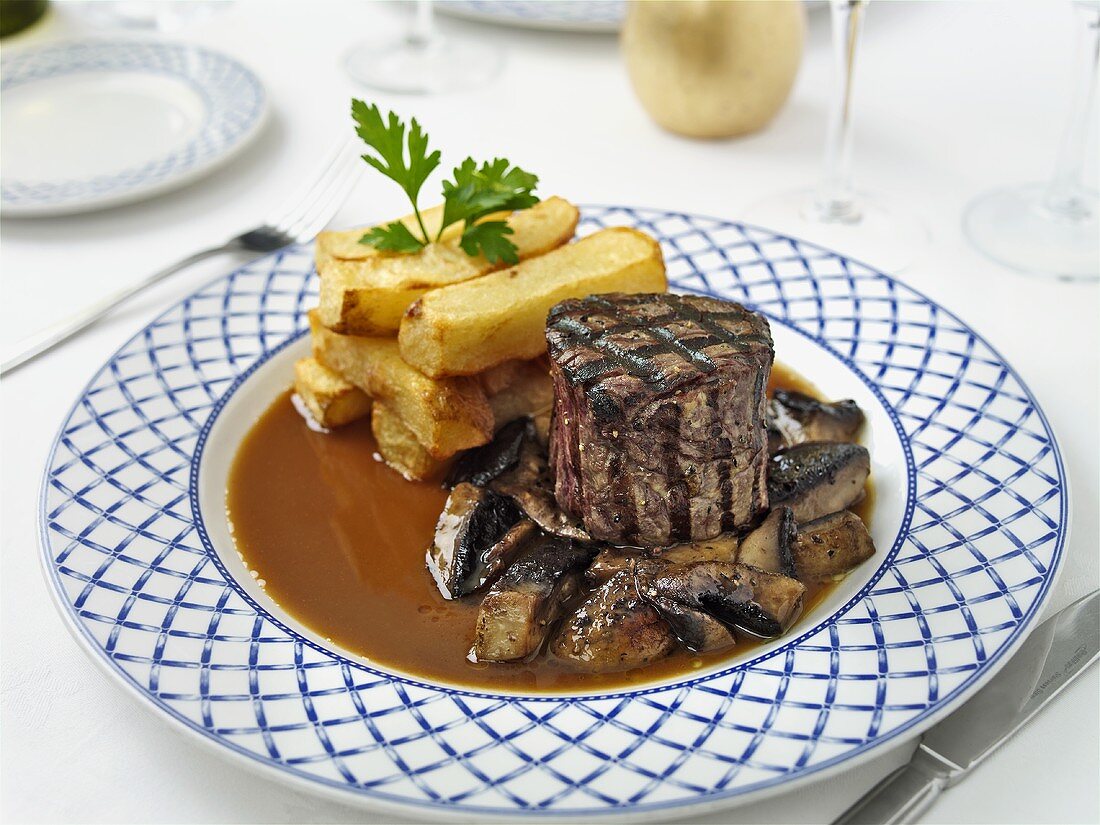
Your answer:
[547,293,774,546]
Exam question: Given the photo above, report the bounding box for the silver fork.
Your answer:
[1,139,362,375]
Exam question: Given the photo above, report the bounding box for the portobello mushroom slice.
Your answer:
[471,534,594,663]
[635,560,805,639]
[550,569,678,670]
[767,390,864,452]
[792,510,876,582]
[630,560,737,653]
[490,430,591,540]
[654,533,740,566]
[768,442,870,522]
[585,546,644,587]
[734,565,807,637]
[738,506,797,577]
[583,534,740,590]
[425,483,526,599]
[445,418,532,489]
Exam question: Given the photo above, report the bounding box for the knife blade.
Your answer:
[834,589,1099,825]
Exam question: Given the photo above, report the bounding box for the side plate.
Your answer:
[1,41,266,216]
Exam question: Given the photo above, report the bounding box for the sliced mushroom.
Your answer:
[471,534,594,663]
[585,546,644,587]
[768,442,870,522]
[635,560,805,640]
[654,533,740,566]
[738,506,797,577]
[792,510,876,582]
[490,431,590,540]
[631,561,736,653]
[767,390,864,452]
[425,483,525,599]
[445,418,532,489]
[734,565,806,637]
[551,569,678,670]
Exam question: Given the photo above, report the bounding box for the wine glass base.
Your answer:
[343,38,503,95]
[963,183,1100,281]
[742,189,928,273]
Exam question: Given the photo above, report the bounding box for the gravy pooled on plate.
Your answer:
[227,363,870,692]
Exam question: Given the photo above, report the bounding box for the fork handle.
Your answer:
[1,244,231,375]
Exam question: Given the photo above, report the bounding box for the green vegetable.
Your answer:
[351,100,539,265]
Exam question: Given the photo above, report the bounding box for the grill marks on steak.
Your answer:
[547,293,771,410]
[547,293,774,546]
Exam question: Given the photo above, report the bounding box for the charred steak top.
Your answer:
[547,292,774,546]
[546,293,772,412]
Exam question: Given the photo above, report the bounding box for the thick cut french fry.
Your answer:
[477,358,528,396]
[310,313,493,458]
[293,357,372,428]
[315,205,455,269]
[487,359,554,426]
[371,400,450,481]
[373,360,550,479]
[317,197,579,335]
[398,227,667,378]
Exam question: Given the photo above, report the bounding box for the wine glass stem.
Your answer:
[409,0,436,47]
[815,0,867,224]
[1045,3,1100,220]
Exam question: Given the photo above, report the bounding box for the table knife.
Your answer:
[835,589,1099,825]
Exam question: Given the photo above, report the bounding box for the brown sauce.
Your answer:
[226,362,871,693]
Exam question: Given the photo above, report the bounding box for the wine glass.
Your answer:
[963,1,1099,281]
[743,0,928,272]
[343,0,503,95]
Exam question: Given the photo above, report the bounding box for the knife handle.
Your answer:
[833,746,957,825]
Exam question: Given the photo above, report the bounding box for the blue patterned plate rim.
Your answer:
[438,1,624,33]
[39,205,1069,819]
[1,40,266,215]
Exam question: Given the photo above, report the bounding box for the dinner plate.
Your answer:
[1,41,266,217]
[41,206,1067,821]
[438,1,625,33]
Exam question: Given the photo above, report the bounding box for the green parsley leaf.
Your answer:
[460,220,520,265]
[438,158,539,265]
[351,100,440,247]
[348,100,540,262]
[440,157,539,234]
[476,157,540,210]
[359,221,425,254]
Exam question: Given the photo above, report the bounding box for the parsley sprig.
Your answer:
[352,100,539,265]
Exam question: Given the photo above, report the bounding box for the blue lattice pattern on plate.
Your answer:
[41,207,1065,816]
[1,41,265,207]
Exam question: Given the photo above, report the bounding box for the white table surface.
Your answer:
[2,1,1097,823]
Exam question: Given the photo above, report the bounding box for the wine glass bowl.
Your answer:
[962,1,1100,281]
[343,0,503,95]
[964,185,1099,281]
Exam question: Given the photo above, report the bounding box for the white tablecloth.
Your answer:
[2,2,1097,822]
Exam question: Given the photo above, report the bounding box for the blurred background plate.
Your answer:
[437,0,625,33]
[0,40,266,217]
